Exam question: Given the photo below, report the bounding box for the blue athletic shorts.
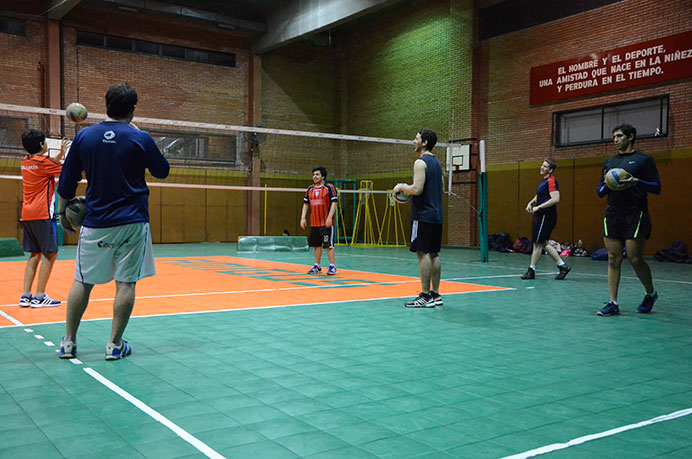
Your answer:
[21,219,58,255]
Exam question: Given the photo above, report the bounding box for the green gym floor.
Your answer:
[1,243,691,458]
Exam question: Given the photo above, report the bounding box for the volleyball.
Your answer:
[393,190,411,204]
[65,102,88,124]
[65,196,87,227]
[604,168,631,191]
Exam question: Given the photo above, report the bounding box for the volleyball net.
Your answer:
[0,103,464,246]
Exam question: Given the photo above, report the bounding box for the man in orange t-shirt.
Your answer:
[19,129,68,307]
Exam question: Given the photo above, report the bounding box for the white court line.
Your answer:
[0,287,514,328]
[345,253,692,285]
[503,407,692,459]
[1,278,508,307]
[84,368,226,459]
[0,309,23,326]
[447,273,558,281]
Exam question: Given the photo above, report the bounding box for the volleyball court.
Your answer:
[2,105,692,458]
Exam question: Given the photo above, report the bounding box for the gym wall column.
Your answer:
[46,20,61,137]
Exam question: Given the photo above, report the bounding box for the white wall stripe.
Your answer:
[503,407,692,459]
[83,368,226,459]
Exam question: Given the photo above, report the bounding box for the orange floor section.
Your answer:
[0,256,508,327]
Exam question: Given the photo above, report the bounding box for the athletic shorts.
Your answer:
[21,219,58,255]
[75,222,155,284]
[308,226,334,249]
[410,220,442,254]
[531,212,557,244]
[603,211,651,241]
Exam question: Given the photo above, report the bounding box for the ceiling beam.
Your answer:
[252,0,401,54]
[102,0,267,32]
[46,0,83,20]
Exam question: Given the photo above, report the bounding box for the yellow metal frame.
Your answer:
[350,181,381,247]
[378,192,408,247]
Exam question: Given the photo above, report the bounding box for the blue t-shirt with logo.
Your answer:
[58,121,170,228]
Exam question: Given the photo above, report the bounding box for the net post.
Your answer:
[478,140,489,262]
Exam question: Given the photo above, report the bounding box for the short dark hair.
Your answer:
[418,129,437,151]
[312,166,327,179]
[21,128,45,154]
[613,123,636,143]
[544,158,557,172]
[106,83,138,119]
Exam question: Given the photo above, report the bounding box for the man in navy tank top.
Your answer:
[393,129,443,308]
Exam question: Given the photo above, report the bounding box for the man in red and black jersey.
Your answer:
[300,166,338,275]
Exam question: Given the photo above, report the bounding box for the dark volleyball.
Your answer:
[65,102,88,124]
[65,196,87,227]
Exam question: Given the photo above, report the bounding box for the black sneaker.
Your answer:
[430,291,443,306]
[555,264,571,280]
[405,292,435,308]
[637,291,658,314]
[520,268,535,280]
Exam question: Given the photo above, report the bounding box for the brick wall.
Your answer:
[3,0,687,249]
[482,0,692,253]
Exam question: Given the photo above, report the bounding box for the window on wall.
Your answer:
[554,96,668,147]
[75,123,240,165]
[75,31,236,68]
[0,17,26,36]
[0,116,28,155]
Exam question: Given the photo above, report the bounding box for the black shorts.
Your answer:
[308,226,334,249]
[410,220,442,254]
[531,212,557,244]
[21,219,58,255]
[603,211,651,241]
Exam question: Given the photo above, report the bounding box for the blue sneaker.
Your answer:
[105,340,132,360]
[31,294,60,308]
[597,301,620,316]
[59,337,77,359]
[637,291,658,314]
[307,265,322,275]
[19,295,32,307]
[327,265,337,275]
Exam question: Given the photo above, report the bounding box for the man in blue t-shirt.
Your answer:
[596,123,661,317]
[393,129,443,308]
[57,83,170,360]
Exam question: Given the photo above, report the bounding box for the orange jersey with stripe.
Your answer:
[21,154,62,221]
[304,183,338,227]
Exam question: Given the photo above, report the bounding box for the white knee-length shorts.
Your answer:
[75,222,155,284]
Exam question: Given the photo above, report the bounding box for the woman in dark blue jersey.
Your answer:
[521,159,571,280]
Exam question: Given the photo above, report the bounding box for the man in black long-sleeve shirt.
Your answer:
[597,124,661,317]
